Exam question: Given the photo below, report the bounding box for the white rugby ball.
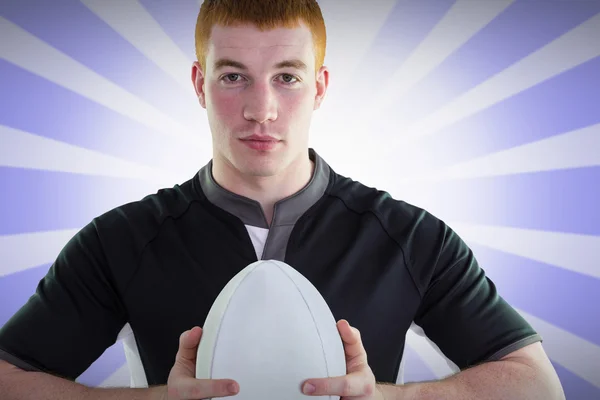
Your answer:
[196,259,346,399]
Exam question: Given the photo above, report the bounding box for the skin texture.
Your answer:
[163,319,565,400]
[165,327,239,399]
[301,320,382,400]
[192,22,329,225]
[301,321,566,400]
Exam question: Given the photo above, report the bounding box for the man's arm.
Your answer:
[0,359,166,400]
[301,321,565,400]
[377,342,565,400]
[0,327,239,400]
[302,211,565,399]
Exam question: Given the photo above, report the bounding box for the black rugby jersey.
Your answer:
[0,148,541,386]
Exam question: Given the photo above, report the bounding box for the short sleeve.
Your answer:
[0,221,128,380]
[412,218,542,370]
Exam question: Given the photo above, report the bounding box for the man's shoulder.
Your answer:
[327,171,457,290]
[93,174,202,239]
[327,170,442,233]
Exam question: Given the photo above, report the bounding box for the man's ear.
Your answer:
[192,61,207,109]
[314,65,329,110]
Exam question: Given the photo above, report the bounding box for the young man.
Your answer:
[0,1,565,399]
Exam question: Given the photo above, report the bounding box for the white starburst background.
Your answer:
[1,0,599,398]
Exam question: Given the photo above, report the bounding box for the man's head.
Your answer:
[191,0,329,179]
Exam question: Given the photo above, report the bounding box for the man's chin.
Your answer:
[242,165,279,178]
[228,146,290,177]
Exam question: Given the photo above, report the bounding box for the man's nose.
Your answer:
[243,82,278,123]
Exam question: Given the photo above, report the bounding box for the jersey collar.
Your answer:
[199,148,330,229]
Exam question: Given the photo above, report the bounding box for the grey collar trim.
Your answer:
[199,148,330,228]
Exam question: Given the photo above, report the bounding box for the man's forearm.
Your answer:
[0,364,166,400]
[377,358,565,400]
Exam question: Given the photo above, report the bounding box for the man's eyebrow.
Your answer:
[274,59,308,71]
[213,58,308,72]
[214,58,248,71]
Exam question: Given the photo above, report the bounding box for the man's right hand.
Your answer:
[165,326,240,399]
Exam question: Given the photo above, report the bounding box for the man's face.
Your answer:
[193,22,328,177]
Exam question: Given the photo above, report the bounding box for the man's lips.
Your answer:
[239,135,280,150]
[240,134,280,142]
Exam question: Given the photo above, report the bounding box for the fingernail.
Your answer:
[228,383,239,394]
[303,382,316,394]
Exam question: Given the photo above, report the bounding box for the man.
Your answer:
[0,1,565,399]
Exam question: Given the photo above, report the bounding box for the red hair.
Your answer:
[195,0,327,74]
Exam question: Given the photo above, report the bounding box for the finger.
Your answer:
[302,372,370,397]
[170,376,239,399]
[176,327,203,363]
[337,320,367,366]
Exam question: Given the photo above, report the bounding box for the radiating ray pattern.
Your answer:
[1,1,598,397]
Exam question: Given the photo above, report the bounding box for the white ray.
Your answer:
[440,123,600,178]
[397,12,600,143]
[395,122,600,185]
[0,16,199,145]
[80,0,195,95]
[1,125,177,186]
[405,323,459,380]
[517,309,600,389]
[97,362,131,388]
[362,0,515,120]
[310,0,399,143]
[318,0,398,91]
[0,230,78,277]
[449,223,600,279]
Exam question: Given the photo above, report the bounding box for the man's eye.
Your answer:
[223,74,242,83]
[280,74,298,84]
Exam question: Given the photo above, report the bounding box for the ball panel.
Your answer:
[196,261,262,380]
[196,260,345,399]
[211,264,329,398]
[275,263,347,379]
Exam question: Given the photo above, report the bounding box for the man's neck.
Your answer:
[211,153,314,226]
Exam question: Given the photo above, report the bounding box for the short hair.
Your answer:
[195,0,327,74]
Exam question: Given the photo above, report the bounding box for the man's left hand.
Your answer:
[301,319,384,400]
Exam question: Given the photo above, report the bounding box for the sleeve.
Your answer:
[0,220,128,380]
[411,215,542,370]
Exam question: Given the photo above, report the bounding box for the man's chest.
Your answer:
[121,222,420,384]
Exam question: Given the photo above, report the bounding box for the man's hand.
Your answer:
[301,320,384,400]
[165,326,240,399]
